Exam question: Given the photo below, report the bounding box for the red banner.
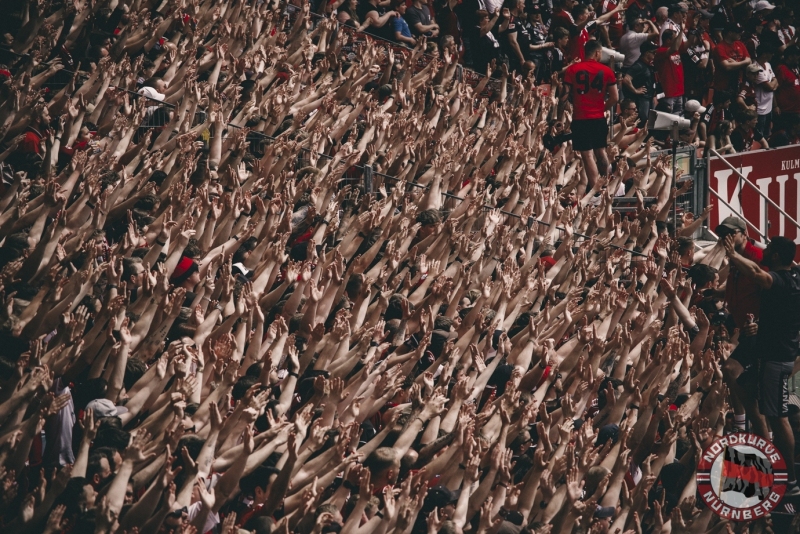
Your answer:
[708,145,800,261]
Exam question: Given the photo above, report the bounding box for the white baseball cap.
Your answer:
[684,99,707,115]
[755,0,775,11]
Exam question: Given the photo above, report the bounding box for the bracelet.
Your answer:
[86,202,96,209]
[496,482,508,489]
[155,239,166,246]
[458,463,467,470]
[375,512,384,519]
[539,361,547,369]
[288,371,299,378]
[321,219,330,225]
[413,416,425,426]
[214,304,223,312]
[107,284,118,289]
[370,341,379,347]
[629,404,640,411]
[202,296,211,302]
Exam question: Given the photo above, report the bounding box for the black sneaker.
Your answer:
[785,481,800,496]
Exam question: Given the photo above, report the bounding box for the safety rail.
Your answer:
[709,148,800,233]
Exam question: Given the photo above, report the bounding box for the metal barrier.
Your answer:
[648,145,703,233]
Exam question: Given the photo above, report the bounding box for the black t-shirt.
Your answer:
[404,5,432,36]
[730,127,764,152]
[537,47,564,83]
[758,268,800,362]
[624,60,655,99]
[358,1,394,40]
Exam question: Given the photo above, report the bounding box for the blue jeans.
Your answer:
[635,95,652,127]
[657,96,684,116]
[757,112,772,139]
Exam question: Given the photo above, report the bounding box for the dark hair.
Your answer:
[233,375,260,401]
[416,209,442,227]
[768,236,796,265]
[553,26,570,40]
[93,426,130,451]
[686,264,717,288]
[124,358,147,391]
[584,40,603,57]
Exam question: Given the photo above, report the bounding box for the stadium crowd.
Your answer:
[0,0,799,532]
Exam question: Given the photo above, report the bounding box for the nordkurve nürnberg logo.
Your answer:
[697,432,788,521]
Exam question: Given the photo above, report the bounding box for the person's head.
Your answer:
[86,454,112,488]
[122,257,144,288]
[171,256,200,289]
[393,0,407,14]
[687,263,718,289]
[736,108,758,130]
[756,43,775,62]
[784,45,800,67]
[143,76,167,93]
[620,99,638,119]
[628,16,645,32]
[745,62,763,82]
[584,40,603,61]
[639,40,658,64]
[572,3,592,24]
[723,22,743,43]
[662,29,677,48]
[363,447,400,488]
[655,6,668,23]
[58,477,97,517]
[553,26,570,48]
[715,216,748,252]
[716,119,733,137]
[416,209,442,238]
[668,3,686,23]
[762,236,796,269]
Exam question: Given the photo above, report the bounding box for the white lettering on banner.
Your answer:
[776,175,789,236]
[710,146,800,260]
[756,177,772,243]
[712,168,742,222]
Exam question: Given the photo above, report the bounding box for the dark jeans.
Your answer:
[757,112,772,139]
[657,95,684,116]
[635,95,652,127]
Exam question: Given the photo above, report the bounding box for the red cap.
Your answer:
[540,256,557,272]
[171,256,195,281]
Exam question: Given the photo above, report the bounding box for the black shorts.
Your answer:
[571,118,609,151]
[758,360,794,418]
[731,334,758,368]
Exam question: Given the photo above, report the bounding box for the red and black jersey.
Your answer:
[564,59,617,120]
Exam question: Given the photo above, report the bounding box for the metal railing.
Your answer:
[707,148,800,243]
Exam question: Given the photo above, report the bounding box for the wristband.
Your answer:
[86,202,96,209]
[458,463,467,470]
[375,511,384,519]
[214,304,223,312]
[343,480,357,491]
[413,416,425,426]
[107,284,118,289]
[321,219,330,225]
[288,371,299,378]
[155,239,166,246]
[629,404,639,411]
[370,341,379,347]
[539,360,547,369]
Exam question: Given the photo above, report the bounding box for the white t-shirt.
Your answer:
[755,62,775,115]
[619,31,650,67]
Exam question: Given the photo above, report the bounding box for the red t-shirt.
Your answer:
[20,129,43,154]
[725,241,764,329]
[654,47,684,97]
[600,0,624,46]
[564,59,617,120]
[567,27,591,63]
[775,64,800,114]
[712,40,749,92]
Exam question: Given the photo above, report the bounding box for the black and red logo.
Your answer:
[697,433,788,521]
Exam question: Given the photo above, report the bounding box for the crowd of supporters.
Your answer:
[0,0,800,533]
